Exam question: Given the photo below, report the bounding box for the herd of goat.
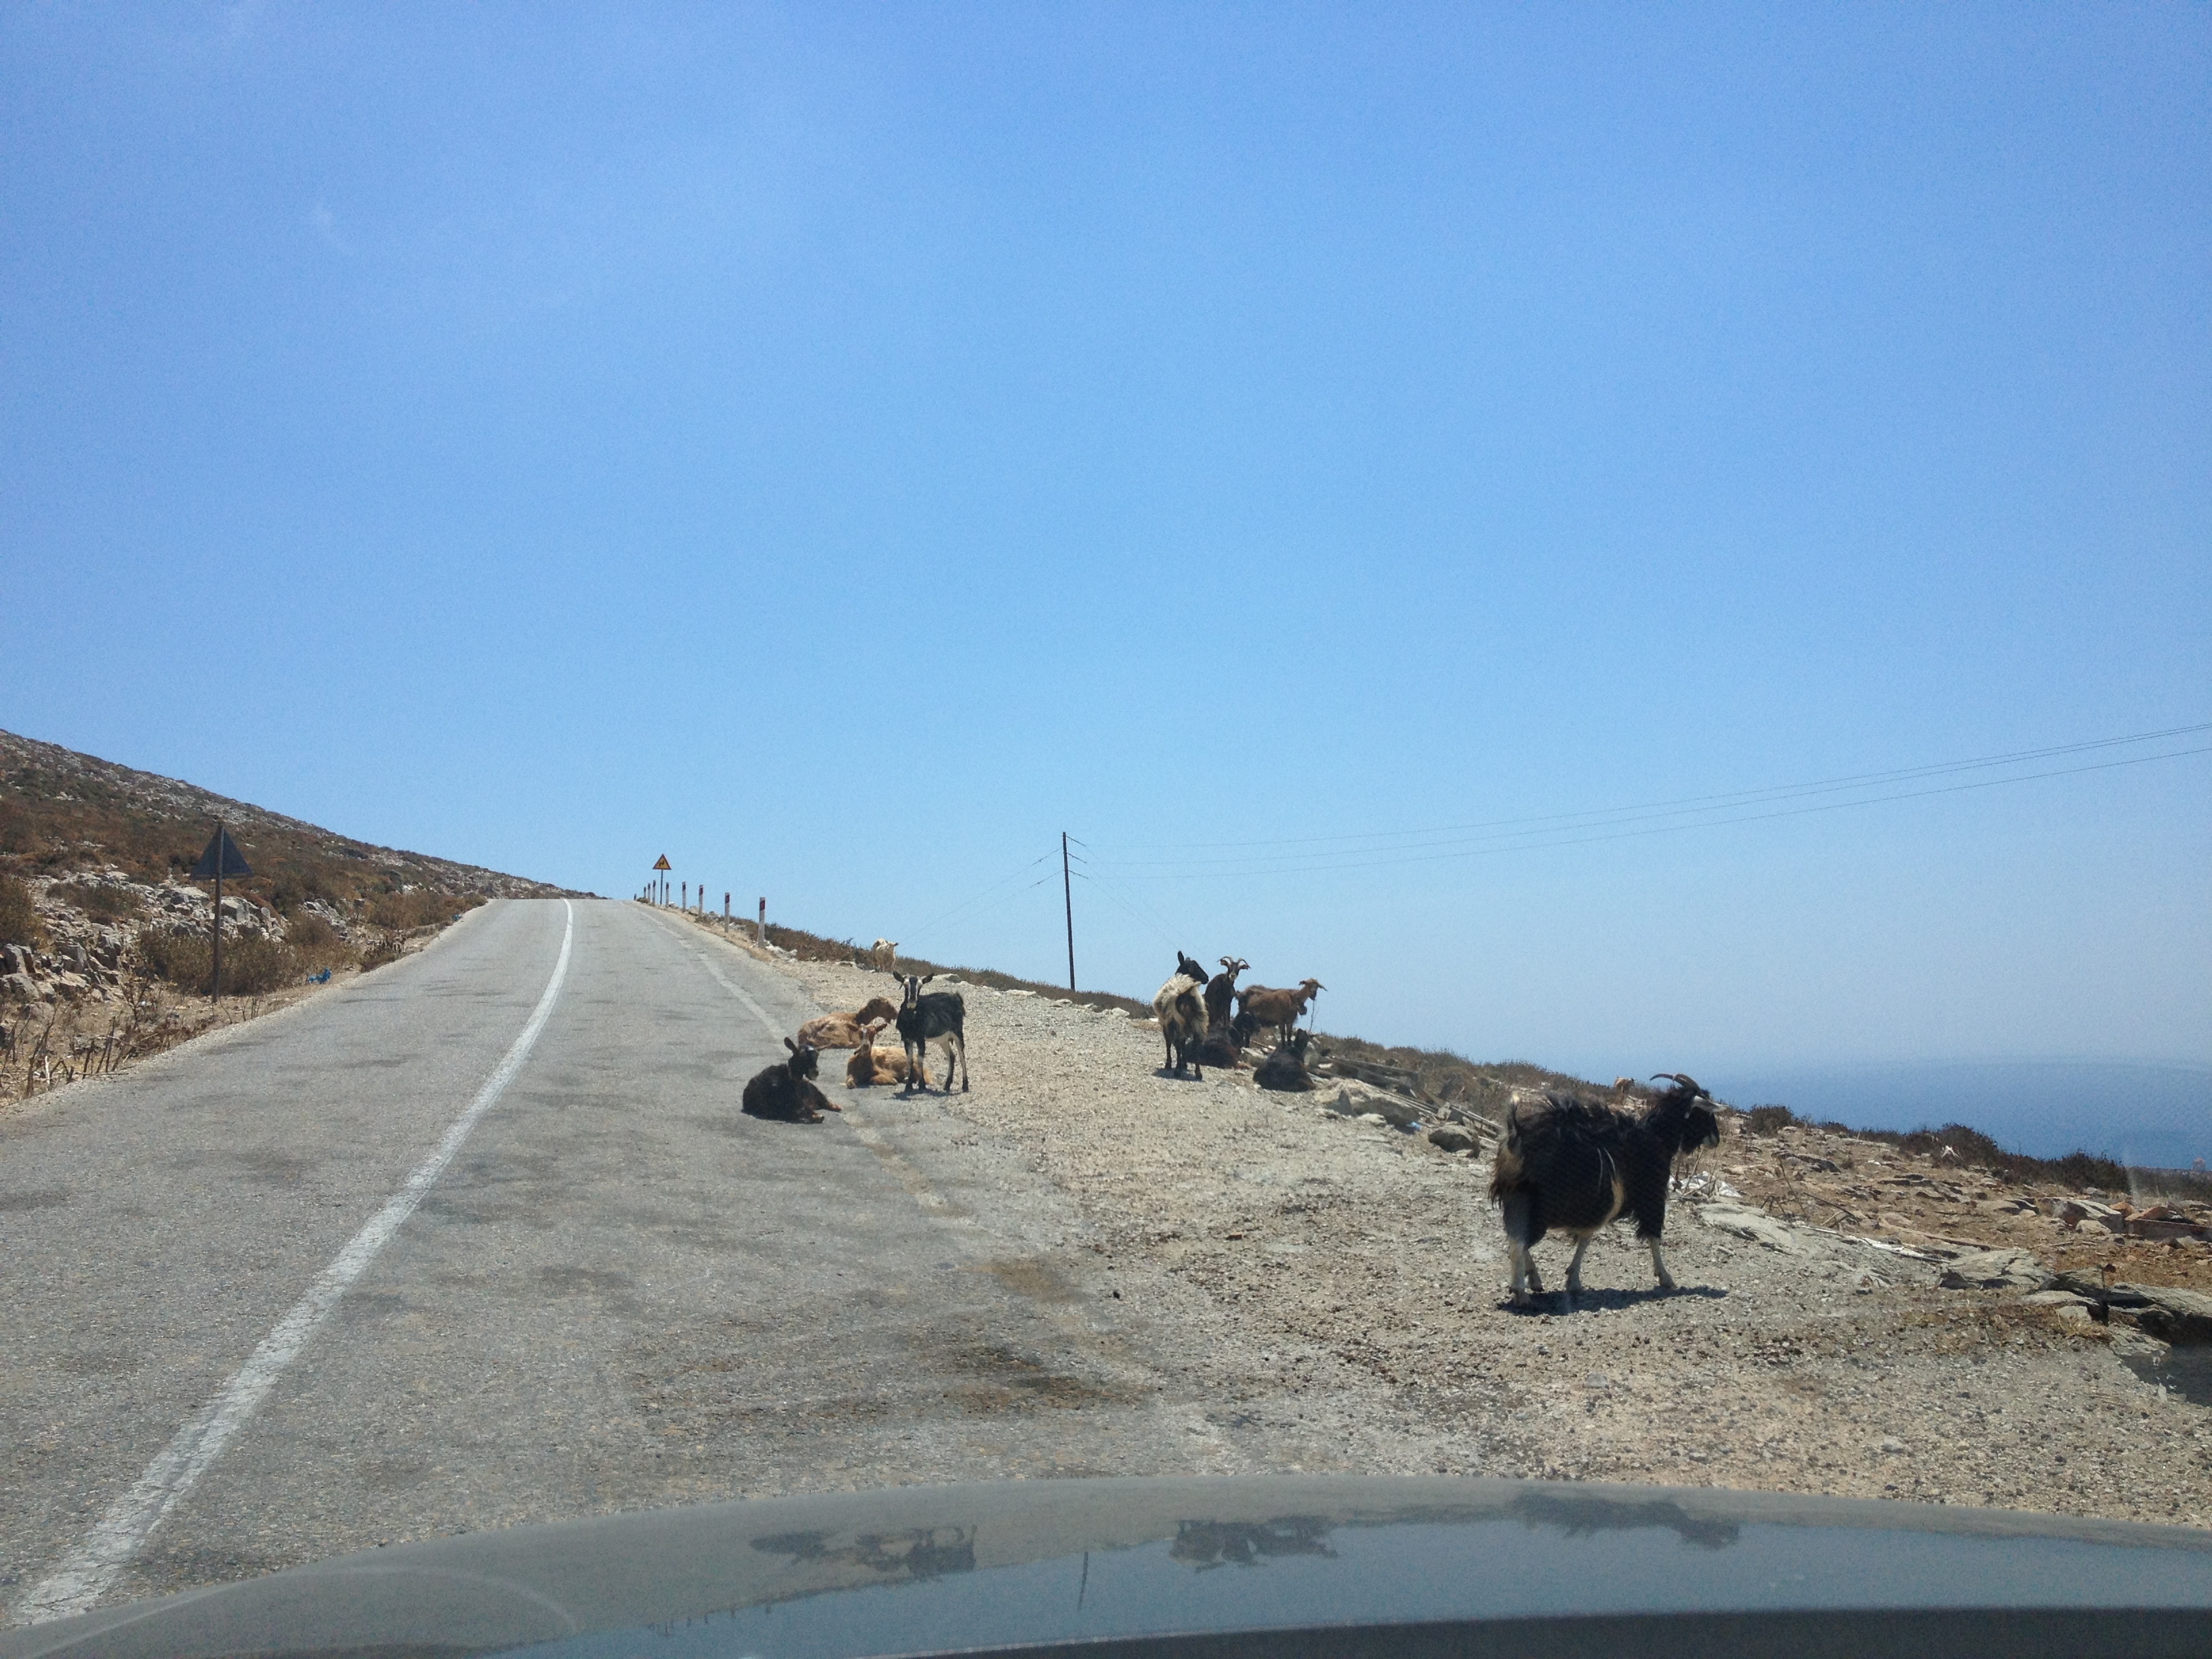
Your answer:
[735,944,1723,1307]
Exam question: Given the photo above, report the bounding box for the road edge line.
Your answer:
[11,899,577,1629]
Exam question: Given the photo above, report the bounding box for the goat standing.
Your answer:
[1237,978,1324,1044]
[1204,957,1248,1031]
[896,974,968,1094]
[1488,1073,1719,1307]
[1153,951,1210,1080]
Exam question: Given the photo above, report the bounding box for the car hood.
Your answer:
[6,1475,2211,1658]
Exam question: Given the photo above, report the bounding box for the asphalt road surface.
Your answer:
[1,899,1368,1628]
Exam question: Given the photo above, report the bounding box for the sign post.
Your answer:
[653,854,672,906]
[191,824,253,1001]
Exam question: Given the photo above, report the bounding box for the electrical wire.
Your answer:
[1095,721,2212,862]
[1085,742,2212,879]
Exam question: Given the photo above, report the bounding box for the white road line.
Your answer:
[12,900,576,1629]
[657,919,787,1039]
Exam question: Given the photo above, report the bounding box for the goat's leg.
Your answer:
[1564,1233,1594,1297]
[1645,1235,1676,1292]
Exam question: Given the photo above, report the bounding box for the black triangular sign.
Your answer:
[192,827,252,880]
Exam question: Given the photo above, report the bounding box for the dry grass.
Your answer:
[0,873,42,948]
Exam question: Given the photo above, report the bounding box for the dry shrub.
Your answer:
[137,928,298,996]
[283,911,355,970]
[1744,1105,1798,1136]
[367,890,480,930]
[0,874,43,948]
[357,932,405,972]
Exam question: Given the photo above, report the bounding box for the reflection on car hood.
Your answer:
[6,1476,2211,1659]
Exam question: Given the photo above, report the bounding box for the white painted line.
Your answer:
[656,916,787,1040]
[12,900,577,1629]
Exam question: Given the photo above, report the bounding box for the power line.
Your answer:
[905,850,1054,941]
[1096,721,2212,862]
[1086,743,2212,880]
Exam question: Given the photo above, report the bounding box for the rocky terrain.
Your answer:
[724,923,2211,1530]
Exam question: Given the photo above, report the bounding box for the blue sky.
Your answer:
[3,5,2207,1118]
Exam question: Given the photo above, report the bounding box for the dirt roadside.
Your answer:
[729,932,2209,1530]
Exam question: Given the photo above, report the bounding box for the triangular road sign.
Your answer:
[192,827,252,880]
[653,854,672,871]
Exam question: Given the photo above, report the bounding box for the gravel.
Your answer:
[773,947,2212,1530]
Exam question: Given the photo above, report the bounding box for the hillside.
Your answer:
[0,728,570,907]
[0,726,577,1102]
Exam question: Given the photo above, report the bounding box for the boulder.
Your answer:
[1324,1084,1422,1131]
[2128,1284,2212,1346]
[1427,1124,1481,1154]
[1937,1248,2055,1292]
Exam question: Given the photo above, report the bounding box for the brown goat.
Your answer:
[1237,978,1324,1043]
[798,996,901,1050]
[846,1021,925,1086]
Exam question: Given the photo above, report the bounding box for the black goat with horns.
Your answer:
[1488,1073,1720,1307]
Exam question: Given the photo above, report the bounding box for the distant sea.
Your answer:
[1711,1059,2209,1171]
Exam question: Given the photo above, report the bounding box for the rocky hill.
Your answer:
[0,728,577,1080]
[0,727,570,905]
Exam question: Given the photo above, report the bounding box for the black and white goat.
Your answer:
[742,1038,841,1123]
[1153,952,1210,1080]
[1488,1073,1719,1307]
[896,974,968,1094]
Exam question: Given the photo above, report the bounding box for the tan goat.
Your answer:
[846,1021,925,1086]
[797,996,901,1050]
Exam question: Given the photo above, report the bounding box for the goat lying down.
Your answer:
[798,997,901,1050]
[1488,1073,1719,1306]
[742,1039,842,1124]
[846,1021,925,1087]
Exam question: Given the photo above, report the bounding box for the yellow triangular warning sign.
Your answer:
[652,854,672,871]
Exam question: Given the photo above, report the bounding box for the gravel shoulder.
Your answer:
[758,937,2211,1530]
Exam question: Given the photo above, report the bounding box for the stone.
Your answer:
[0,971,38,1002]
[1427,1124,1480,1154]
[2128,1285,2212,1346]
[1937,1248,2055,1292]
[1697,1202,1819,1256]
[1324,1085,1421,1130]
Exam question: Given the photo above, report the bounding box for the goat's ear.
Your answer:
[784,1037,797,1054]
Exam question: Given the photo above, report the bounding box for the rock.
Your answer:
[1937,1248,2055,1292]
[2050,1197,2122,1230]
[2020,1290,2093,1308]
[1427,1124,1480,1153]
[2129,1285,2212,1346]
[0,971,38,1002]
[1877,1437,1907,1455]
[1697,1202,1819,1256]
[1324,1085,1421,1130]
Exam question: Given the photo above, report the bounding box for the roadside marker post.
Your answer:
[190,824,252,1002]
[757,897,765,945]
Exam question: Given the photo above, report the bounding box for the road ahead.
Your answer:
[1,899,1275,1624]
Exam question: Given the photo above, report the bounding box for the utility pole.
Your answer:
[1062,831,1076,991]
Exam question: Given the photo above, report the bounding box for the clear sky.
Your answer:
[4,5,2207,1101]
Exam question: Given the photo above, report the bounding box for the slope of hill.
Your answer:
[0,727,571,907]
[0,727,580,1101]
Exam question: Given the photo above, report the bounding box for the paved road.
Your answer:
[1,899,1321,1626]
